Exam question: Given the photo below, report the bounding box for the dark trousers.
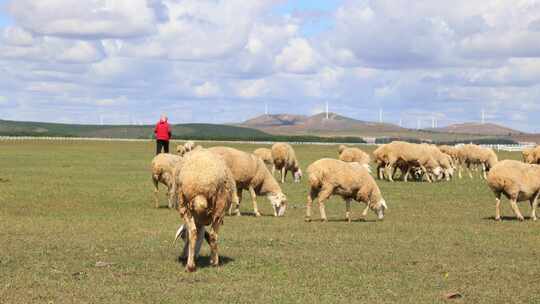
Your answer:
[156,140,169,154]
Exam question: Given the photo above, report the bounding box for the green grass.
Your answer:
[1,141,539,303]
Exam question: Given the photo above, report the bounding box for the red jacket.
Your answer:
[154,120,171,140]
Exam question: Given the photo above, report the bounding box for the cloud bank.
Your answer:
[0,0,539,131]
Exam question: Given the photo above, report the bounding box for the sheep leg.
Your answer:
[385,164,394,182]
[403,167,411,182]
[152,177,159,208]
[509,197,525,221]
[167,185,175,209]
[361,204,370,217]
[233,187,242,216]
[467,163,473,179]
[208,224,220,267]
[305,188,318,222]
[530,192,540,221]
[377,164,385,180]
[420,165,432,183]
[248,187,261,217]
[481,163,487,180]
[281,167,286,183]
[317,187,333,222]
[391,166,399,180]
[345,199,352,223]
[494,192,502,221]
[182,214,198,272]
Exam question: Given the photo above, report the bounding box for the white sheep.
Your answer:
[458,144,498,179]
[487,160,540,221]
[374,141,442,182]
[338,147,371,172]
[151,153,183,208]
[253,147,274,168]
[305,158,387,222]
[171,149,238,272]
[271,143,302,183]
[183,140,196,152]
[209,146,287,217]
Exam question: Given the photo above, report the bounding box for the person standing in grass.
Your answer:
[154,114,171,154]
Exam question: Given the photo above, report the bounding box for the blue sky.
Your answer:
[0,0,11,27]
[0,0,539,132]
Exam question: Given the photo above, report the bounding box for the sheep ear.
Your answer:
[173,224,185,246]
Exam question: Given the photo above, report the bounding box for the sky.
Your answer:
[0,0,540,132]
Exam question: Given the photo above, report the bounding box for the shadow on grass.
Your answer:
[225,212,276,217]
[177,255,234,268]
[308,218,378,223]
[156,205,174,209]
[482,215,532,221]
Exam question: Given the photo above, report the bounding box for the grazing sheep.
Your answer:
[438,145,459,162]
[372,144,391,180]
[305,158,387,222]
[172,149,238,272]
[338,147,371,172]
[420,144,454,181]
[151,153,183,208]
[253,147,274,168]
[271,143,302,183]
[176,145,186,156]
[183,140,196,152]
[522,146,540,164]
[487,160,540,221]
[209,146,287,217]
[376,141,442,182]
[458,144,498,179]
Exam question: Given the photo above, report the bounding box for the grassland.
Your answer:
[1,140,539,303]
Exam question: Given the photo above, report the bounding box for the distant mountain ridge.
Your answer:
[429,122,523,136]
[240,112,405,136]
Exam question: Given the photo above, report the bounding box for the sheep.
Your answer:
[487,160,540,221]
[253,147,274,168]
[183,140,196,152]
[458,144,498,179]
[372,144,391,180]
[522,146,540,164]
[176,145,186,156]
[438,145,459,162]
[419,144,454,181]
[271,143,302,183]
[375,141,442,182]
[338,144,348,155]
[338,147,371,172]
[171,149,238,272]
[151,153,183,208]
[208,146,287,217]
[305,158,387,222]
[522,147,534,163]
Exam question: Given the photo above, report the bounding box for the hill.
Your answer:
[0,119,269,140]
[429,123,523,136]
[0,119,368,143]
[240,112,405,137]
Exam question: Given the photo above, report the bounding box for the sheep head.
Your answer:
[293,167,302,183]
[268,192,287,216]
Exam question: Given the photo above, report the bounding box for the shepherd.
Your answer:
[154,114,171,154]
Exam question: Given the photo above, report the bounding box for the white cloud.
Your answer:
[194,82,221,97]
[0,0,540,131]
[7,0,158,39]
[274,38,320,74]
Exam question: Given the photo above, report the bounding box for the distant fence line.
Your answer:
[479,144,535,152]
[0,136,372,146]
[0,136,535,151]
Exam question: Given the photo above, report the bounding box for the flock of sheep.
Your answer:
[150,140,540,272]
